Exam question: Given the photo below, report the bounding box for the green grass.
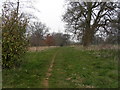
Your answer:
[2,47,118,88]
[2,48,59,88]
[49,47,118,88]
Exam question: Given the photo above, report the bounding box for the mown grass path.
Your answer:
[3,47,118,88]
[42,50,59,88]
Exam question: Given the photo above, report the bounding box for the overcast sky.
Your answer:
[0,0,66,33]
[33,0,66,33]
[0,0,119,33]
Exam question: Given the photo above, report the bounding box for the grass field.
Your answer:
[2,46,118,88]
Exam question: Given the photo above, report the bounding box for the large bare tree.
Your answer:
[63,1,119,47]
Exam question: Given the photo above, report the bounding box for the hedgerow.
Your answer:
[2,2,28,68]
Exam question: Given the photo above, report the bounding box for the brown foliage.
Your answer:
[45,34,55,46]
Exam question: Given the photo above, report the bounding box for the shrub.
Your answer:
[2,1,28,68]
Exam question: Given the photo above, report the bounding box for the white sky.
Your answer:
[33,0,66,33]
[0,0,66,33]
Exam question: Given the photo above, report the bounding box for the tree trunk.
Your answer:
[82,2,93,47]
[82,29,94,47]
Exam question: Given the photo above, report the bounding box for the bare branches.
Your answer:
[28,21,49,46]
[63,2,119,46]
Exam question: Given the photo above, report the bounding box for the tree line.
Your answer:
[27,21,70,46]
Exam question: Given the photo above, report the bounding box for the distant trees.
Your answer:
[45,34,55,46]
[92,35,104,45]
[63,2,119,47]
[52,33,70,46]
[28,22,49,46]
[2,0,28,68]
[0,17,2,42]
[27,22,70,47]
[117,12,120,44]
[104,11,120,44]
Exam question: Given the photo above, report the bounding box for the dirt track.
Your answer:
[42,50,59,88]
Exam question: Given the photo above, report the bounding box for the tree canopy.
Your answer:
[63,1,119,46]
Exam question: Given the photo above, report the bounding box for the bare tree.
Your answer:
[29,21,49,46]
[63,1,119,47]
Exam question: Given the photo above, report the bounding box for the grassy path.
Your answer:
[42,50,59,88]
[2,47,118,88]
